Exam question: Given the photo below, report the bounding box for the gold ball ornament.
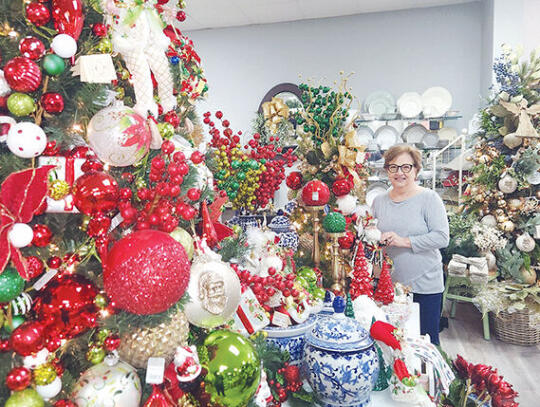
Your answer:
[497,199,507,208]
[507,198,523,211]
[500,220,515,233]
[169,227,194,260]
[48,179,70,200]
[118,308,189,369]
[33,363,57,386]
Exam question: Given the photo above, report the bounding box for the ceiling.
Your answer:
[182,0,477,31]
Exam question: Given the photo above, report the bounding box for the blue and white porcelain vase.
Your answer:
[268,215,299,252]
[263,314,317,365]
[303,297,379,407]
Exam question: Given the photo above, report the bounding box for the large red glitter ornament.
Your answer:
[40,92,64,114]
[24,255,44,279]
[301,180,330,206]
[25,2,51,26]
[19,37,46,60]
[32,223,52,247]
[9,320,45,356]
[332,178,353,197]
[286,171,303,190]
[6,366,32,391]
[72,171,119,215]
[3,57,42,92]
[104,230,190,315]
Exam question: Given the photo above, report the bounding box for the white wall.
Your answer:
[188,2,484,134]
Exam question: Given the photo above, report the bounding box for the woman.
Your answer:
[371,144,449,345]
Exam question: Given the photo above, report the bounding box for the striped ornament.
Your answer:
[10,292,33,315]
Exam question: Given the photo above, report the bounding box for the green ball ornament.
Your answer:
[228,191,237,199]
[231,181,239,191]
[42,54,65,76]
[169,227,194,260]
[96,38,113,54]
[203,330,261,407]
[158,122,175,139]
[5,389,44,407]
[94,293,107,309]
[7,93,36,117]
[3,315,25,334]
[312,287,326,301]
[86,346,106,365]
[231,160,241,169]
[248,159,259,170]
[295,276,309,290]
[0,267,25,303]
[237,171,246,181]
[297,266,318,286]
[322,211,347,233]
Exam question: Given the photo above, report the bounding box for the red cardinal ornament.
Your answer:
[200,200,218,248]
[0,166,54,279]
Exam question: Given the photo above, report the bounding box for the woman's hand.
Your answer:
[380,231,411,248]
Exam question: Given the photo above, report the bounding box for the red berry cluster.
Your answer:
[268,363,303,405]
[117,141,202,232]
[249,133,297,208]
[349,241,373,299]
[232,265,303,314]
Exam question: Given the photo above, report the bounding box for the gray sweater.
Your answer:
[371,188,449,294]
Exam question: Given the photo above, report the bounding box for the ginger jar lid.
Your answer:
[306,296,373,352]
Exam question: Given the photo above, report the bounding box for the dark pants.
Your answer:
[413,292,442,345]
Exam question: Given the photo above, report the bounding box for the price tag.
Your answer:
[312,191,319,202]
[272,311,291,328]
[145,357,165,384]
[33,268,58,291]
[72,55,117,83]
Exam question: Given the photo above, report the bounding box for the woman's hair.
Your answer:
[383,144,422,171]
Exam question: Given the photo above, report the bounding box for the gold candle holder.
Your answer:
[326,232,345,294]
[305,205,325,268]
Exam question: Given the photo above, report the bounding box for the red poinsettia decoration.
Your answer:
[0,166,54,279]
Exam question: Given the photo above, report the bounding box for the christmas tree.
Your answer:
[349,241,374,299]
[374,261,394,305]
[463,47,539,284]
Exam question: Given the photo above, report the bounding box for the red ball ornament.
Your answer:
[286,171,303,190]
[3,57,42,92]
[187,187,201,201]
[40,92,64,114]
[301,180,330,206]
[9,320,45,356]
[332,178,353,197]
[338,231,355,250]
[32,224,52,247]
[190,151,204,164]
[163,111,180,127]
[33,274,98,338]
[86,213,111,237]
[47,256,62,269]
[176,10,186,22]
[104,230,190,314]
[72,171,119,215]
[6,366,32,391]
[19,36,46,60]
[91,23,108,37]
[104,334,121,351]
[25,2,51,26]
[25,255,44,279]
[54,401,76,407]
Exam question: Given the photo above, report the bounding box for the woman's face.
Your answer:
[386,152,418,190]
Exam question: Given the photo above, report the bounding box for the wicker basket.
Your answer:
[490,309,540,346]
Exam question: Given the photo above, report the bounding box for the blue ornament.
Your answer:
[170,56,180,65]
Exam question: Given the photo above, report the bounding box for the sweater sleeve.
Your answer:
[409,191,449,253]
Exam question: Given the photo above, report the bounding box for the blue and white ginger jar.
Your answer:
[268,215,299,251]
[263,314,317,365]
[303,298,379,407]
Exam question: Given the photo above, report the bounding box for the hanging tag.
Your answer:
[33,268,58,291]
[146,357,165,384]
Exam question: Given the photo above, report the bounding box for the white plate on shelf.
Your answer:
[402,123,427,145]
[397,92,423,118]
[366,182,388,207]
[354,126,375,146]
[421,87,452,118]
[422,132,439,148]
[364,91,395,115]
[375,125,400,150]
[438,127,458,141]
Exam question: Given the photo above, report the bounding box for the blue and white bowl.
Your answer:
[304,300,379,407]
[263,314,317,365]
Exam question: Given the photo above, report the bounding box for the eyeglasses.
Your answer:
[385,164,415,173]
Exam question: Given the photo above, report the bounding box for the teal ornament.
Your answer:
[322,212,347,233]
[42,54,65,76]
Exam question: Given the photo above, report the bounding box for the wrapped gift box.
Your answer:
[38,156,85,213]
[233,288,270,335]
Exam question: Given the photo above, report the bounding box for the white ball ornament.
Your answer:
[51,34,77,58]
[23,348,51,369]
[8,223,34,248]
[336,194,358,215]
[7,122,47,158]
[36,376,62,401]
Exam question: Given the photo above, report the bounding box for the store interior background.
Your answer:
[183,1,540,404]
